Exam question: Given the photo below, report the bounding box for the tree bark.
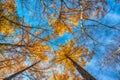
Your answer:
[65,55,96,80]
[3,60,41,80]
[0,43,25,47]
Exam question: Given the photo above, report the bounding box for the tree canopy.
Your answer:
[0,0,120,80]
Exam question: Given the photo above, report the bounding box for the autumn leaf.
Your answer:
[35,29,42,37]
[83,13,89,19]
[24,34,30,42]
[80,58,86,67]
[69,14,79,26]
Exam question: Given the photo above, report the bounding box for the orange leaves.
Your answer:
[69,13,88,26]
[0,28,13,36]
[69,14,79,26]
[26,40,51,61]
[0,45,5,52]
[0,0,16,36]
[2,3,15,12]
[80,58,86,67]
[0,0,99,79]
[49,19,72,36]
[2,0,16,13]
[49,73,69,80]
[0,18,14,36]
[35,29,42,37]
[51,41,75,70]
[52,20,65,36]
[83,13,89,19]
[47,10,89,36]
[24,34,30,42]
[51,40,88,71]
[0,54,26,78]
[49,72,83,80]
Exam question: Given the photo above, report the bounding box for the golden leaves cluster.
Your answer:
[1,0,16,13]
[0,54,26,78]
[0,17,14,36]
[49,73,69,80]
[49,72,83,80]
[47,12,88,36]
[69,13,88,26]
[52,40,88,70]
[0,0,16,36]
[49,19,72,36]
[26,40,51,61]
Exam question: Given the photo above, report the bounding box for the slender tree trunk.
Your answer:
[0,43,25,47]
[65,55,96,80]
[3,60,41,80]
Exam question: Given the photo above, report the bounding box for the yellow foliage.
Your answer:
[48,19,56,25]
[24,34,30,42]
[0,27,13,36]
[0,18,14,36]
[0,13,15,36]
[50,13,55,17]
[2,0,16,13]
[80,58,86,67]
[0,0,16,36]
[52,40,87,71]
[35,29,42,37]
[49,72,83,80]
[49,73,69,80]
[69,13,89,26]
[7,29,14,35]
[49,73,55,80]
[0,45,5,51]
[69,15,79,26]
[26,41,51,62]
[49,19,72,36]
[0,54,26,78]
[83,13,89,19]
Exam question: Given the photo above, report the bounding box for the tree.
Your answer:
[0,0,120,80]
[51,40,95,80]
[3,60,41,80]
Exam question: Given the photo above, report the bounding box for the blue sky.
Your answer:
[14,0,120,80]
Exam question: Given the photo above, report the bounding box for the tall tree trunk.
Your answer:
[0,43,25,47]
[65,55,96,80]
[3,60,41,80]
